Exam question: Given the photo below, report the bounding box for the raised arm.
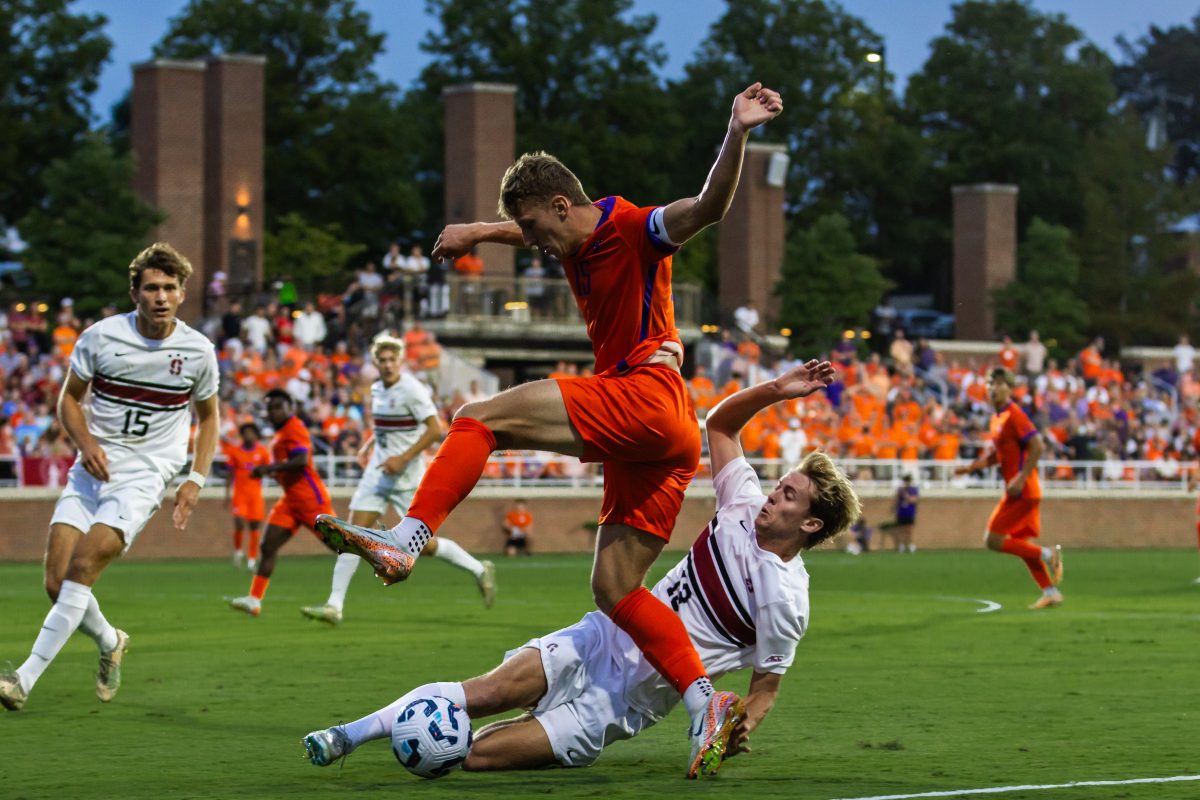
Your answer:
[661,82,783,246]
[431,221,524,261]
[706,359,834,478]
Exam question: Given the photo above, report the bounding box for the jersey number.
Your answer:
[666,579,693,612]
[121,409,151,437]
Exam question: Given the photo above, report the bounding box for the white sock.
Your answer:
[342,681,467,748]
[1041,547,1053,561]
[16,580,92,692]
[326,553,361,611]
[1043,586,1061,597]
[390,517,433,557]
[432,538,484,578]
[78,594,119,653]
[682,676,715,721]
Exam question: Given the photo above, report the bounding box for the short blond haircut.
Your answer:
[498,151,591,219]
[129,242,193,290]
[371,334,405,361]
[796,451,862,549]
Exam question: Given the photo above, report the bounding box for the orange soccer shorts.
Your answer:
[267,492,334,535]
[556,364,701,541]
[987,495,1041,539]
[231,491,265,524]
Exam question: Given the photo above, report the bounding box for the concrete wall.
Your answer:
[0,488,1191,563]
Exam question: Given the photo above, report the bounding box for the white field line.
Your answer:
[829,774,1200,800]
[935,596,1002,613]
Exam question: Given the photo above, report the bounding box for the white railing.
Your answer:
[198,454,1197,494]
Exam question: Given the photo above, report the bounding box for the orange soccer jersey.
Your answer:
[505,509,533,534]
[266,415,333,533]
[987,400,1041,537]
[221,439,272,522]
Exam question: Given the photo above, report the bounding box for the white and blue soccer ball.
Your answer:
[391,695,473,779]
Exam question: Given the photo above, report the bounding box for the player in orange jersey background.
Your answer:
[221,423,271,570]
[228,390,334,617]
[956,368,1064,609]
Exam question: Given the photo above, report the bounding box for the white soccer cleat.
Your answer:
[0,664,27,711]
[687,691,745,778]
[314,514,416,586]
[303,726,352,766]
[228,595,262,617]
[478,560,497,609]
[96,629,130,703]
[232,551,245,569]
[300,604,343,626]
[246,558,259,572]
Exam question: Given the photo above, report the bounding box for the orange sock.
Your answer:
[406,417,497,534]
[250,575,270,600]
[247,530,261,561]
[610,587,707,695]
[999,537,1051,589]
[232,529,243,551]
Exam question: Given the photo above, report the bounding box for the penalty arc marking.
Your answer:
[828,774,1200,800]
[936,596,1002,614]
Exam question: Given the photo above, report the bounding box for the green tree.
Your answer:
[153,0,425,250]
[0,0,111,226]
[263,212,365,296]
[17,133,162,318]
[418,0,678,211]
[1115,14,1200,187]
[777,213,891,354]
[992,218,1088,359]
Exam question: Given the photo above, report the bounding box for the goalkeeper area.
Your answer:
[1,549,1196,799]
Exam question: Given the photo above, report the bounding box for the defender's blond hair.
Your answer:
[796,451,862,549]
[129,242,193,290]
[371,335,406,361]
[498,151,591,219]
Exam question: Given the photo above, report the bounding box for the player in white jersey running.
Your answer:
[0,243,220,711]
[300,335,496,625]
[303,359,859,777]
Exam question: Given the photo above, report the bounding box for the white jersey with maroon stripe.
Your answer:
[69,312,219,479]
[618,456,810,721]
[366,373,439,487]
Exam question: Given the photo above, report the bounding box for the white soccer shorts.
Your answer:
[50,460,167,550]
[506,611,659,767]
[348,467,416,517]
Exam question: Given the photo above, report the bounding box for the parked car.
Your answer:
[894,308,955,340]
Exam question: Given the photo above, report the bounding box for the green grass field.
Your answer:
[1,548,1198,800]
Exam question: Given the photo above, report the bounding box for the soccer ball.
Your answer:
[391,695,473,779]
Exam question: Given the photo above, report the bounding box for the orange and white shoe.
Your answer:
[687,691,745,779]
[314,515,415,586]
[1047,545,1064,586]
[228,595,262,616]
[1029,592,1064,610]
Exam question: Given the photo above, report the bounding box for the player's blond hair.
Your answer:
[498,151,591,219]
[795,451,861,549]
[371,334,405,361]
[129,242,193,290]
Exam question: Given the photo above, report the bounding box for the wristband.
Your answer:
[186,470,207,489]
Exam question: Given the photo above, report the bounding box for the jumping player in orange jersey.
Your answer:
[228,390,335,617]
[315,82,783,777]
[221,423,271,571]
[955,367,1064,609]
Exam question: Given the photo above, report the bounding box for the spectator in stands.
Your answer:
[832,331,856,368]
[779,417,807,469]
[733,300,760,335]
[243,305,273,355]
[294,301,327,350]
[889,328,913,375]
[1022,330,1047,378]
[1174,333,1195,376]
[1079,336,1104,387]
[998,335,1018,372]
[382,242,405,274]
[523,254,548,317]
[221,301,244,347]
[426,256,449,319]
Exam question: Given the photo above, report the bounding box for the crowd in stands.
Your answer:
[2,264,1199,488]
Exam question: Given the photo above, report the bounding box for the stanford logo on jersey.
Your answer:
[169,358,183,376]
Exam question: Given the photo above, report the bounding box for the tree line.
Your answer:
[4,0,1199,356]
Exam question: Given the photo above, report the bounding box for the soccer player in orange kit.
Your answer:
[956,367,1064,608]
[315,82,783,777]
[221,423,271,570]
[229,390,334,616]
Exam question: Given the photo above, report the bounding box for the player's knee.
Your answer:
[461,750,493,772]
[44,575,62,602]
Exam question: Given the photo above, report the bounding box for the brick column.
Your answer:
[717,143,789,324]
[131,59,207,321]
[952,184,1018,341]
[443,83,518,276]
[204,55,265,314]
